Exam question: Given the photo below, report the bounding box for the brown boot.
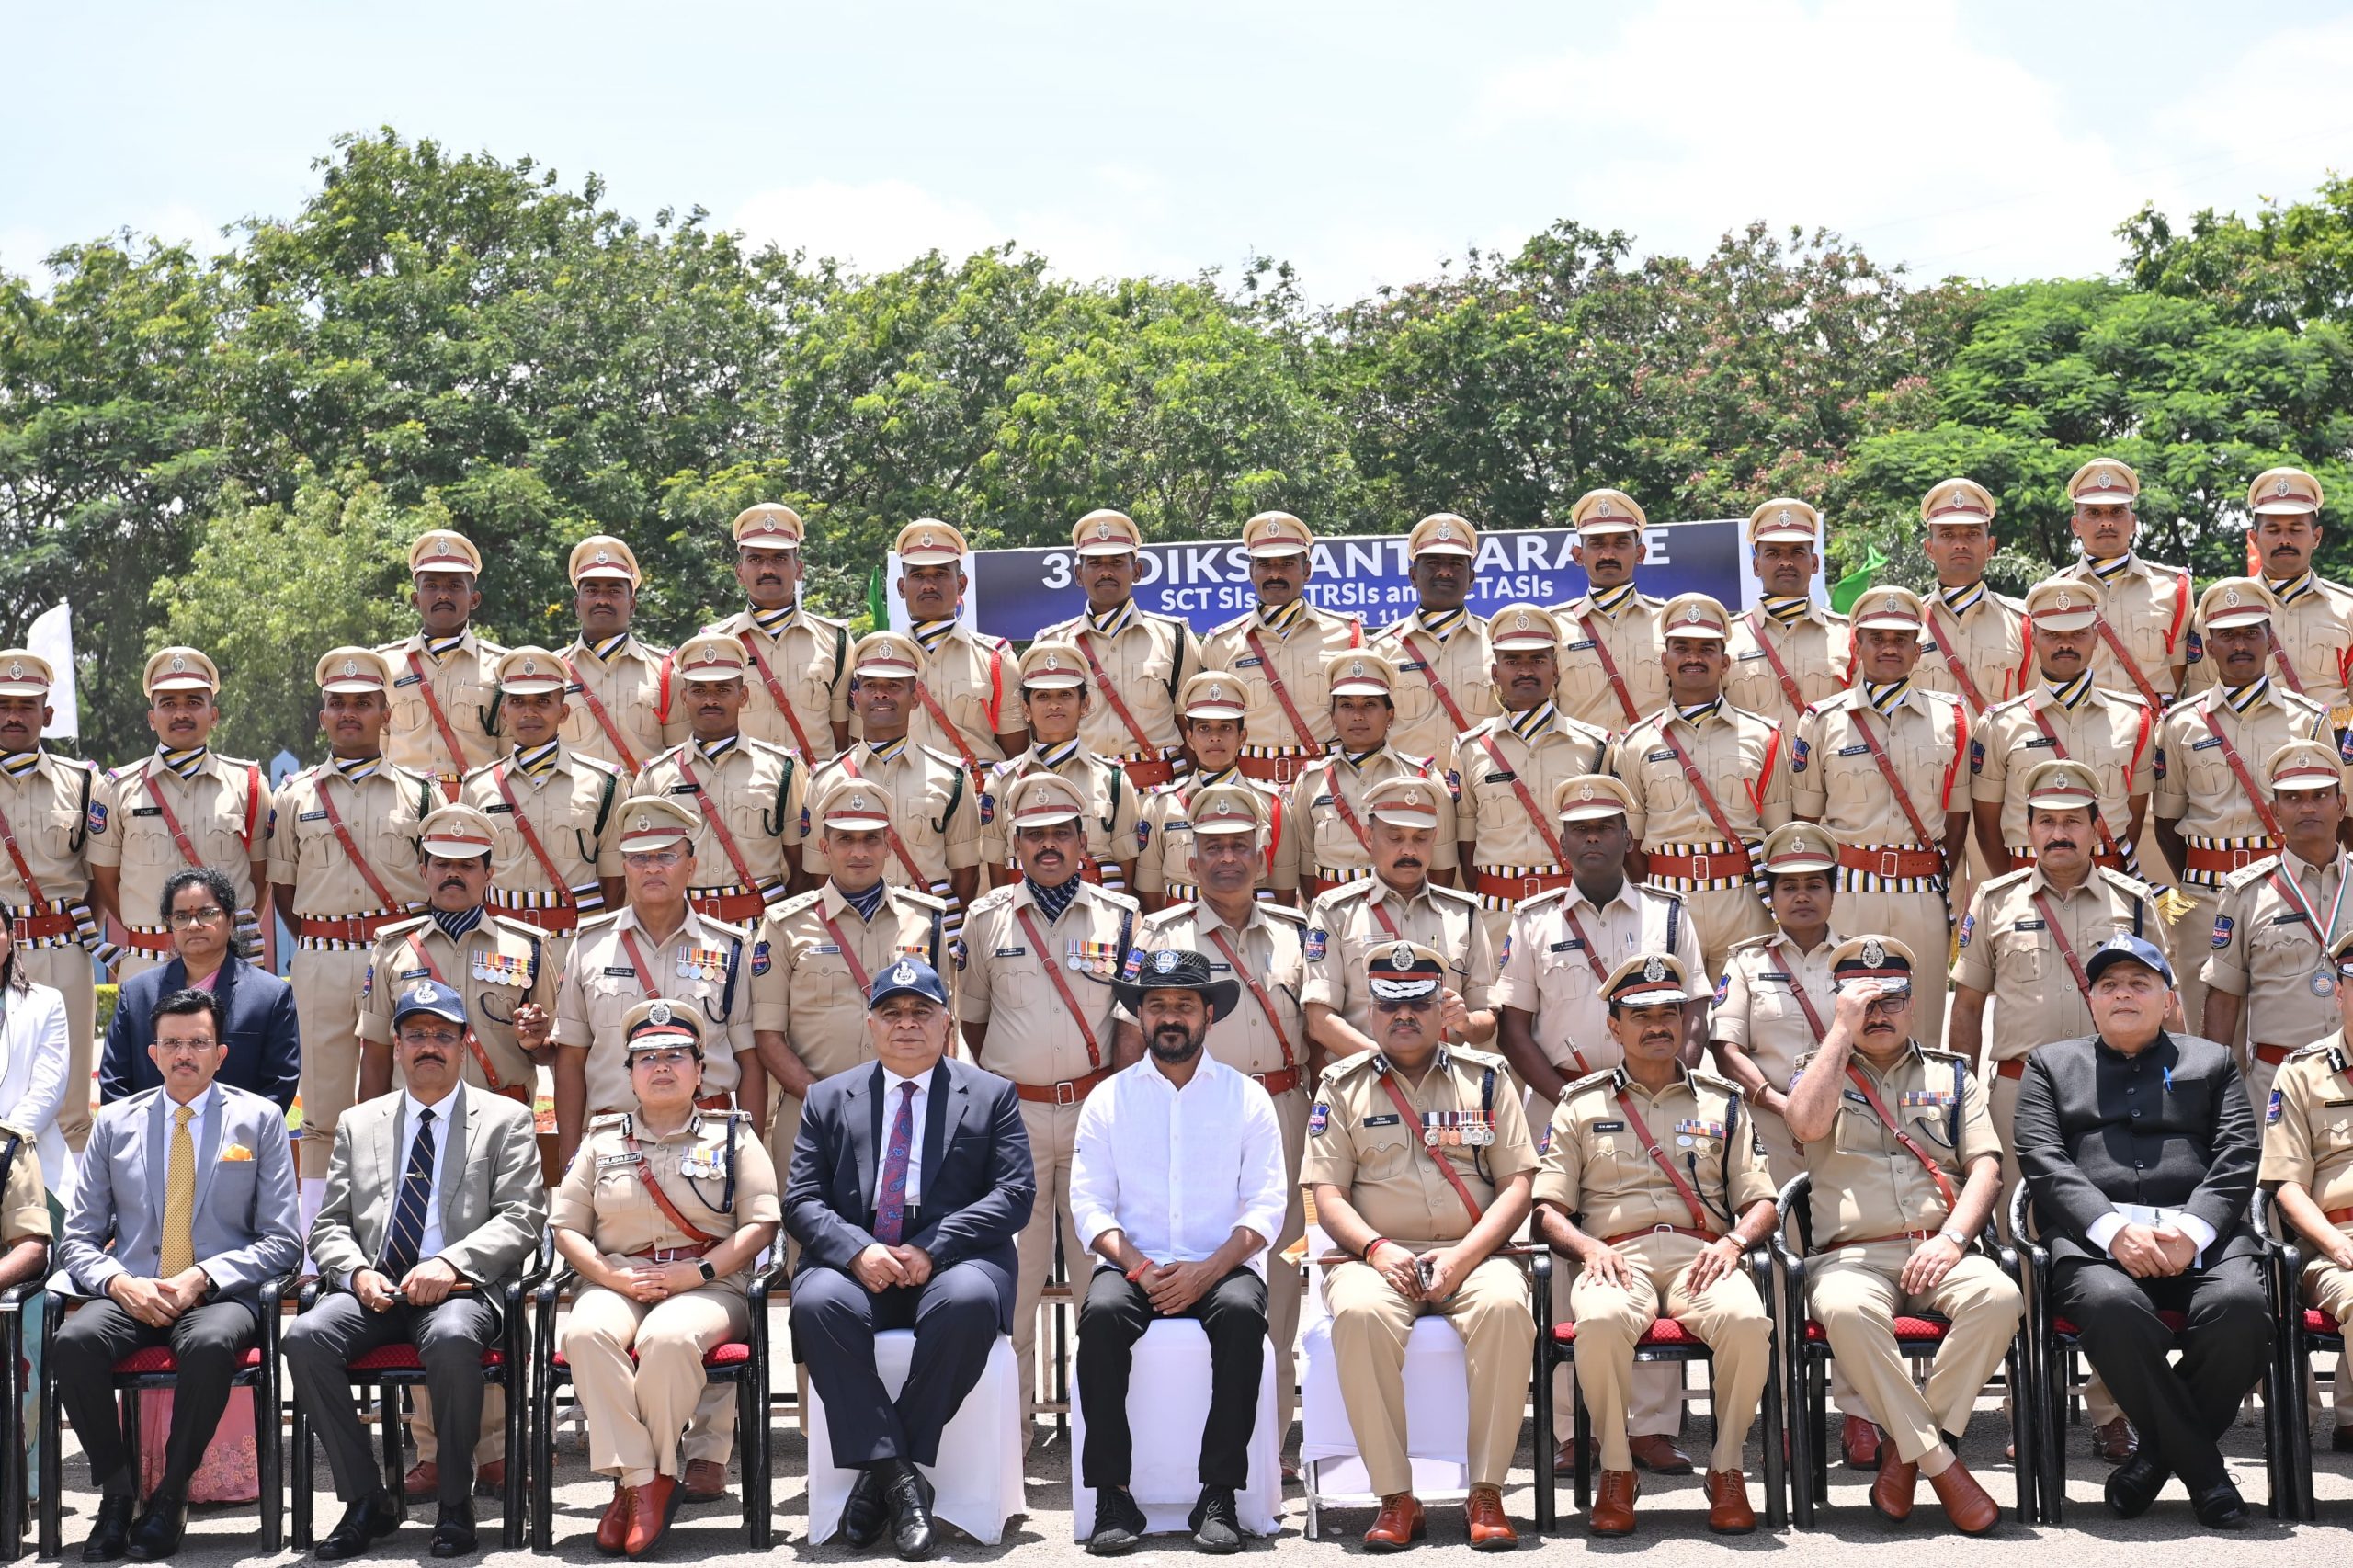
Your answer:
[680,1458,728,1503]
[1465,1485,1516,1551]
[1843,1415,1883,1469]
[596,1485,635,1557]
[1364,1492,1425,1551]
[1706,1469,1756,1535]
[1870,1449,1917,1522]
[2092,1416,2137,1463]
[404,1461,440,1504]
[1927,1460,1999,1535]
[1589,1470,1639,1537]
[625,1475,679,1557]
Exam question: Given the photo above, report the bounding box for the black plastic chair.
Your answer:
[288,1265,540,1550]
[0,1278,40,1559]
[2254,1190,2334,1521]
[38,1272,290,1557]
[1770,1172,2031,1527]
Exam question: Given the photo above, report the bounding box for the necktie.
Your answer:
[382,1108,438,1278]
[874,1083,916,1245]
[160,1105,197,1277]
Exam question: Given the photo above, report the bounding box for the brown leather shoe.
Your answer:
[1363,1492,1425,1551]
[596,1484,635,1557]
[1927,1460,1999,1535]
[625,1475,679,1557]
[1627,1433,1693,1473]
[680,1458,728,1503]
[1706,1470,1756,1535]
[1465,1485,1516,1551]
[1870,1449,1917,1522]
[2092,1416,2138,1463]
[1589,1470,1639,1537]
[404,1461,440,1504]
[1843,1415,1884,1469]
[472,1459,506,1500]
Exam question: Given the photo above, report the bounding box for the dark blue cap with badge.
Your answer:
[870,956,949,1008]
[2085,932,2175,987]
[392,978,467,1028]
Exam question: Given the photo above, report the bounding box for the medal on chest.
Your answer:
[676,945,726,983]
[1066,937,1119,977]
[1422,1109,1493,1148]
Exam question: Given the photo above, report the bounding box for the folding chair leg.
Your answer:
[1572,1359,1592,1511]
[502,1371,525,1551]
[260,1369,283,1554]
[1532,1341,1555,1533]
[1760,1342,1787,1528]
[290,1393,312,1550]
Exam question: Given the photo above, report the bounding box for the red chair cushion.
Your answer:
[2304,1308,2344,1338]
[550,1343,749,1372]
[1552,1318,1701,1347]
[2053,1310,2188,1337]
[1802,1315,1950,1343]
[346,1345,506,1372]
[115,1346,263,1375]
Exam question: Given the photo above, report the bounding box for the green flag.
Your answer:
[1829,547,1886,616]
[866,567,888,632]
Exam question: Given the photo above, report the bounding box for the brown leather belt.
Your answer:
[1118,756,1180,789]
[2256,1042,2296,1066]
[498,903,581,935]
[1643,848,1755,881]
[1835,846,1945,879]
[119,926,177,954]
[1602,1223,1722,1245]
[1252,1067,1304,1097]
[694,1094,733,1112]
[492,1084,532,1107]
[1472,869,1575,902]
[689,891,768,923]
[6,911,75,943]
[630,1242,718,1263]
[1995,1059,2027,1080]
[296,912,406,944]
[1236,752,1316,785]
[2186,845,2273,878]
[1013,1068,1113,1106]
[2325,1207,2353,1226]
[1832,1228,1940,1249]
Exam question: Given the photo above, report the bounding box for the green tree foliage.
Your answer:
[2121,175,2353,330]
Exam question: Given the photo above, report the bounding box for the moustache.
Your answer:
[1392,856,1422,869]
[2043,839,2077,852]
[438,877,467,891]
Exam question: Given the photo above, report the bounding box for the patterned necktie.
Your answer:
[874,1082,916,1245]
[160,1104,197,1277]
[382,1108,438,1278]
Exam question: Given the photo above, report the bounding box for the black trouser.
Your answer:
[1076,1263,1267,1492]
[53,1299,258,1499]
[2053,1252,2273,1493]
[791,1257,1010,1470]
[284,1291,500,1508]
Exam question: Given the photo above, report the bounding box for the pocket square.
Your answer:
[220,1143,255,1162]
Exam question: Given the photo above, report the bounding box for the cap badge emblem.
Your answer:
[1862,938,1886,966]
[892,961,916,986]
[1777,507,1792,526]
[1209,684,1225,700]
[917,532,936,549]
[1643,956,1666,983]
[848,792,868,811]
[593,549,612,564]
[1881,593,1901,612]
[1685,606,1704,623]
[648,1001,672,1026]
[340,659,358,677]
[434,538,452,556]
[1095,522,1113,540]
[1389,941,1415,967]
[1579,781,1596,801]
[520,657,537,676]
[633,812,652,831]
[2224,587,2242,608]
[2054,590,2072,609]
[1436,522,1454,540]
[2097,470,2116,490]
[1596,498,1614,517]
[169,654,187,673]
[410,983,435,1005]
[1153,949,1178,973]
[1514,609,1530,630]
[2278,477,2295,497]
[1350,659,1366,676]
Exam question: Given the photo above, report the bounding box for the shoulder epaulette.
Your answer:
[1086,884,1141,914]
[486,913,546,945]
[696,914,752,941]
[967,884,1016,915]
[2094,866,2157,898]
[1984,690,2033,720]
[1724,932,1777,956]
[1917,1044,1969,1065]
[374,914,431,943]
[574,909,623,934]
[1449,1043,1508,1072]
[1688,1064,1742,1096]
[1322,1049,1382,1082]
[1993,591,2029,614]
[1560,1065,1619,1101]
[1514,886,1568,913]
[771,890,823,920]
[895,888,950,913]
[1208,610,1255,637]
[1143,778,1188,801]
[2223,857,2281,893]
[1140,903,1196,929]
[1259,903,1308,925]
[643,742,688,771]
[918,744,969,771]
[588,1111,631,1131]
[1426,882,1483,908]
[1978,866,2035,896]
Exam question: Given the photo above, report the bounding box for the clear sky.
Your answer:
[5,0,2350,299]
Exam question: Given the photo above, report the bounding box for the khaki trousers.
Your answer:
[1013,1098,1086,1425]
[1684,885,1774,988]
[561,1284,750,1488]
[1807,1244,2021,1466]
[1325,1255,1532,1495]
[2302,1256,2353,1423]
[1265,1085,1309,1442]
[290,948,367,1179]
[1569,1233,1771,1473]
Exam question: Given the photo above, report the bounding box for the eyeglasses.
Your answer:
[622,849,686,869]
[153,1039,218,1058]
[1371,995,1438,1014]
[631,1049,698,1069]
[167,906,228,927]
[399,1028,465,1048]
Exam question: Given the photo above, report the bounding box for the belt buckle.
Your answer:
[2234,847,2259,870]
[1652,1223,1677,1235]
[1522,875,1541,901]
[7,916,25,942]
[1875,849,1902,879]
[1054,1079,1079,1106]
[1272,756,1295,784]
[1688,853,1714,881]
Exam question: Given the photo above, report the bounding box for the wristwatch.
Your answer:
[696,1259,717,1284]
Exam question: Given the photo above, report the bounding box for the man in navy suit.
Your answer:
[787,958,1034,1562]
[100,867,301,1109]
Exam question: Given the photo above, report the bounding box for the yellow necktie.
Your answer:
[160,1104,196,1277]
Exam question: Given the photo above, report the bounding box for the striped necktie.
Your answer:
[1416,607,1467,642]
[911,619,957,654]
[160,1104,197,1278]
[1256,599,1306,637]
[1589,584,1637,617]
[159,745,209,781]
[1508,702,1561,744]
[583,633,630,662]
[511,742,559,779]
[2044,672,2095,712]
[381,1108,438,1278]
[422,633,465,662]
[333,755,381,786]
[1758,596,1809,627]
[751,606,795,638]
[1939,583,1985,617]
[1085,600,1136,638]
[0,752,39,781]
[1863,679,1912,719]
[2268,572,2316,608]
[2086,552,2135,585]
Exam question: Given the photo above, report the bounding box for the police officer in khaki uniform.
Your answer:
[0,650,102,1149]
[1609,593,1790,975]
[553,1000,779,1557]
[631,632,808,926]
[379,528,506,796]
[1033,508,1202,788]
[954,770,1140,1422]
[700,504,853,761]
[978,642,1141,893]
[2054,458,2194,709]
[2256,926,2353,1449]
[1711,823,1847,1186]
[88,646,272,982]
[2231,466,2353,713]
[1303,942,1537,1551]
[1129,779,1312,1437]
[750,772,950,1175]
[1200,512,1364,785]
[1914,479,2031,715]
[268,648,437,1192]
[1724,500,1852,733]
[556,536,688,772]
[1534,953,1776,1536]
[1303,777,1495,1062]
[1552,489,1667,733]
[1792,585,1972,1049]
[1134,672,1295,911]
[1284,652,1457,903]
[2203,739,2353,1106]
[1972,578,2154,876]
[1781,937,2011,1533]
[1449,605,1611,932]
[2154,577,2339,1034]
[893,520,1027,782]
[1371,514,1500,764]
[462,645,626,953]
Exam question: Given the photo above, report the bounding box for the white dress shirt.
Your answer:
[396,1085,464,1262]
[1072,1051,1287,1277]
[877,1065,934,1210]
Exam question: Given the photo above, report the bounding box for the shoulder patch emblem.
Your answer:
[2211,915,2234,949]
[1790,736,1809,775]
[1307,1100,1331,1137]
[1304,929,1327,961]
[1957,913,1974,949]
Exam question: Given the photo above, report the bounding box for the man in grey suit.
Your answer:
[285,980,545,1560]
[57,986,303,1562]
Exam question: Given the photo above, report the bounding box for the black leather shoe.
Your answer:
[842,1465,889,1548]
[123,1491,188,1562]
[2191,1480,2250,1530]
[1189,1486,1244,1554]
[2103,1454,2169,1519]
[81,1495,135,1562]
[882,1460,938,1562]
[1087,1487,1147,1555]
[427,1503,477,1558]
[316,1490,404,1560]
[2335,1426,2353,1454]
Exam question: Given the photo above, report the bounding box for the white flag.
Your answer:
[26,601,74,738]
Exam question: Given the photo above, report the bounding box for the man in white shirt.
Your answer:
[1073,949,1286,1555]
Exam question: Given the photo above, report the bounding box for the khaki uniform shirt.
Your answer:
[1283,748,1458,890]
[1915,586,2030,713]
[1302,878,1494,1040]
[1135,769,1296,901]
[557,633,688,771]
[1135,901,1308,1079]
[1971,686,2154,853]
[461,745,625,912]
[977,744,1141,877]
[1608,701,1790,867]
[1493,880,1704,1074]
[2188,577,2353,712]
[1792,1042,1998,1246]
[1200,602,1365,755]
[904,624,1020,769]
[1370,608,1500,764]
[0,1123,51,1242]
[1951,867,2155,1058]
[1535,1063,1773,1238]
[799,740,981,892]
[1552,589,1668,733]
[552,907,754,1108]
[2204,850,2351,1054]
[631,737,807,897]
[2258,1035,2353,1205]
[1793,687,1971,887]
[1302,1045,1539,1251]
[553,1110,779,1293]
[0,752,99,915]
[701,608,852,762]
[2054,555,2194,702]
[1032,603,1200,765]
[953,879,1138,1086]
[2154,681,2340,884]
[379,629,507,784]
[748,883,950,1079]
[1447,707,1612,874]
[267,762,436,921]
[88,752,271,933]
[1724,605,1851,732]
[358,913,553,1094]
[1711,931,1843,1095]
